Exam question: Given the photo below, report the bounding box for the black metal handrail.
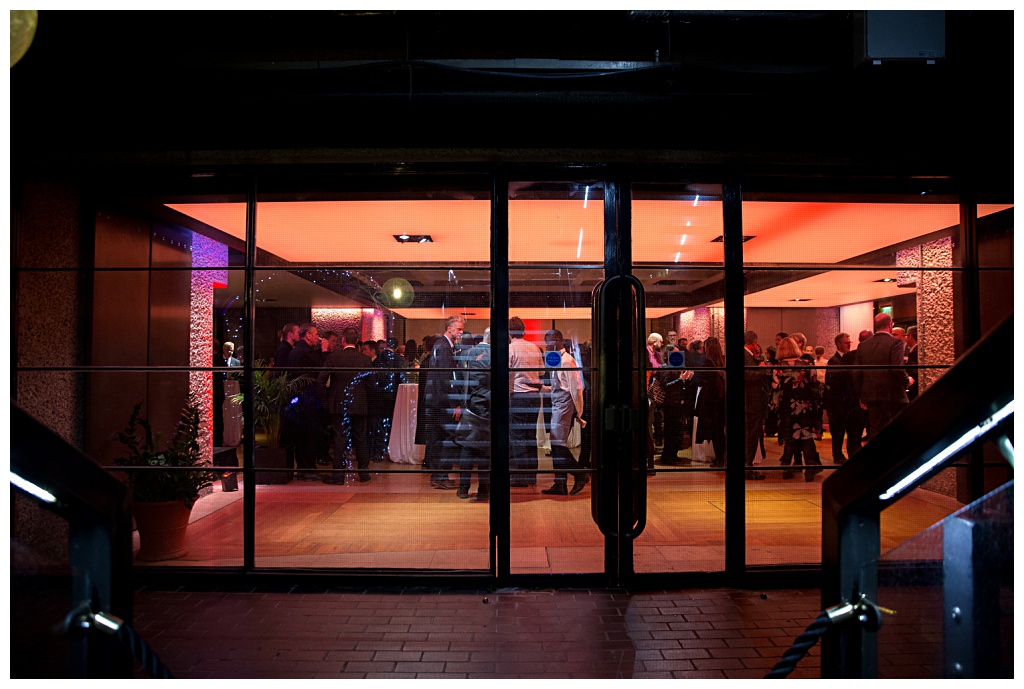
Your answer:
[11,401,135,677]
[820,314,1014,678]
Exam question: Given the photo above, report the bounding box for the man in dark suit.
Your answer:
[275,323,299,369]
[824,331,855,464]
[318,327,373,483]
[286,323,323,480]
[853,313,910,443]
[742,331,769,480]
[418,315,465,490]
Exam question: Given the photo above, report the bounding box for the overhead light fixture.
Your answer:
[790,298,810,302]
[876,278,898,283]
[394,234,433,243]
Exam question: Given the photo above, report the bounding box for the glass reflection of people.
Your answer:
[456,327,491,502]
[508,316,546,487]
[540,330,588,496]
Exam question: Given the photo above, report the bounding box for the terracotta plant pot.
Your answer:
[133,500,193,561]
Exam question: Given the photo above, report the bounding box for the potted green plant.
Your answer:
[234,359,313,484]
[115,395,213,561]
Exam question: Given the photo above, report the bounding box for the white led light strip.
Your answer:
[879,400,1014,502]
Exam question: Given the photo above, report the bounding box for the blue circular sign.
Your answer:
[545,350,562,367]
[667,350,685,367]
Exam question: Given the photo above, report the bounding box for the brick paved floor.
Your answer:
[132,587,825,679]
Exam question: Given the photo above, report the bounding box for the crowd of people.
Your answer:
[266,323,406,484]
[646,313,918,480]
[417,315,591,501]
[214,311,917,493]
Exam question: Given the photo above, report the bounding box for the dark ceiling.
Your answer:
[9,10,1013,182]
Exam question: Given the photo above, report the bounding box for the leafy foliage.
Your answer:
[115,395,213,508]
[232,359,313,448]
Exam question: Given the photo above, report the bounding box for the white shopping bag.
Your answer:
[691,415,715,463]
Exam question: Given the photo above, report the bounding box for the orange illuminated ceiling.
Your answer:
[167,200,1011,314]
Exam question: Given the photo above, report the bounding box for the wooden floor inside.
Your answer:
[139,435,967,573]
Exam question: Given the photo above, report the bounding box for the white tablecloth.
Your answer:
[388,383,425,464]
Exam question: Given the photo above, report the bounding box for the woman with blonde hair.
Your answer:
[771,337,824,481]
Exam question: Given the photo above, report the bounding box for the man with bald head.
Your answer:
[853,313,910,443]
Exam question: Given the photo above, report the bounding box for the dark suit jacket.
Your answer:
[416,334,461,444]
[743,347,771,416]
[274,340,293,369]
[853,332,909,404]
[318,346,372,416]
[424,335,461,415]
[825,351,855,404]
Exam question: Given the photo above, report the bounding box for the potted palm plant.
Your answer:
[236,359,313,484]
[115,395,213,561]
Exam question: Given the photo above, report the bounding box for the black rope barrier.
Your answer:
[62,602,175,678]
[115,621,175,678]
[764,595,887,679]
[763,610,831,679]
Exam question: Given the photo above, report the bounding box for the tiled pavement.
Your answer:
[132,587,825,679]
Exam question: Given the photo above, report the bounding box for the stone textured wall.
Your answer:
[678,307,712,343]
[897,236,956,498]
[13,177,82,566]
[312,308,363,338]
[898,237,954,393]
[190,233,226,465]
[313,307,386,342]
[16,178,83,446]
[816,307,841,359]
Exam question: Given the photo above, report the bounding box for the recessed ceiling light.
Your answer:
[393,234,433,243]
[790,298,810,302]
[876,278,898,283]
[710,235,754,243]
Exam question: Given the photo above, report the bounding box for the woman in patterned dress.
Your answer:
[770,337,824,481]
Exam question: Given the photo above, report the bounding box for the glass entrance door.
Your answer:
[505,179,729,581]
[505,180,606,575]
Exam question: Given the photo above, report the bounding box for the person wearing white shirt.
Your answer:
[508,316,548,486]
[540,330,588,496]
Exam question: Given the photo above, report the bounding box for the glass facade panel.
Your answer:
[206,181,496,570]
[16,370,245,567]
[632,183,726,573]
[13,172,1008,582]
[740,187,975,567]
[508,180,604,574]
